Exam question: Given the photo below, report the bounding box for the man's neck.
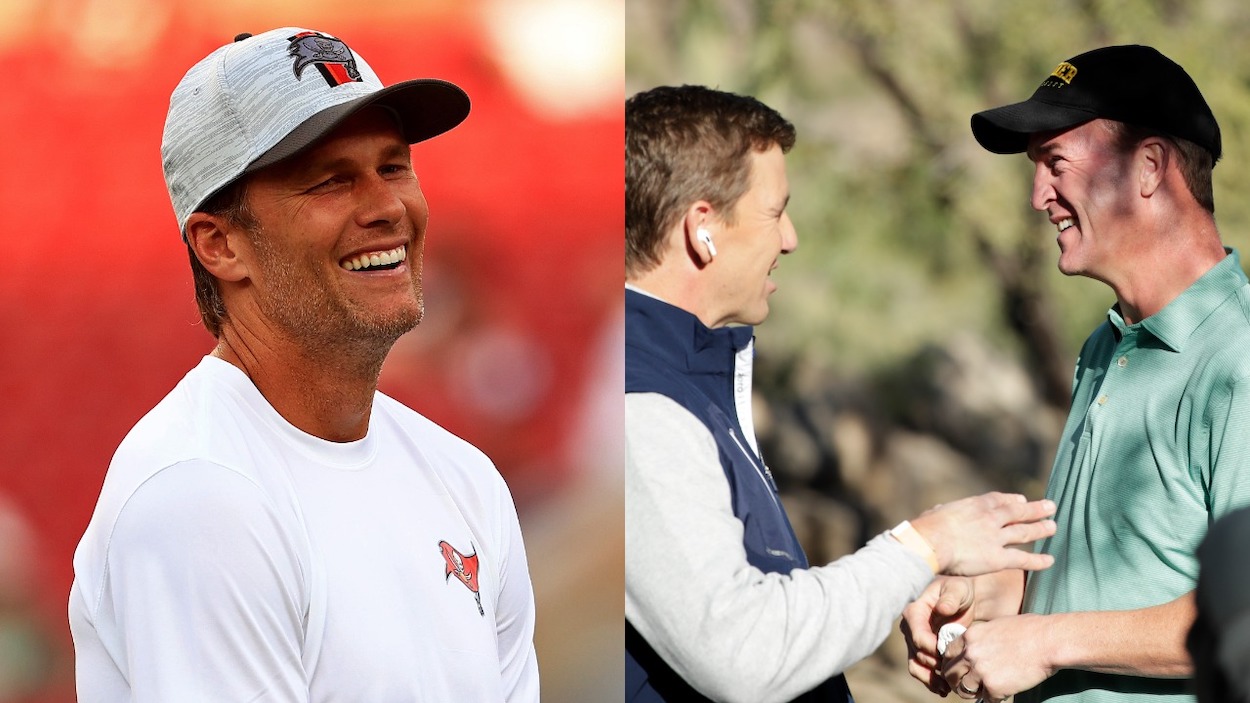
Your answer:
[213,326,390,443]
[628,269,720,328]
[1107,224,1226,325]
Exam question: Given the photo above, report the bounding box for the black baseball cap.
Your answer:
[971,45,1220,163]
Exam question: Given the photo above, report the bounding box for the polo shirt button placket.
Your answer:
[1094,348,1132,412]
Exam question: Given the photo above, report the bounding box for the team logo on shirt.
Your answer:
[439,540,484,616]
[287,31,363,87]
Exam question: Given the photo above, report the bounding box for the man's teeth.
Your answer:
[340,244,406,271]
[1057,218,1075,233]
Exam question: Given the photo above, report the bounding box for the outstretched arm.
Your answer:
[627,393,1055,703]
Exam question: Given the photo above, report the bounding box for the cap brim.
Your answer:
[971,99,1098,154]
[248,78,470,173]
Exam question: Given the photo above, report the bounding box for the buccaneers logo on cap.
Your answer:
[287,31,362,87]
[439,540,484,616]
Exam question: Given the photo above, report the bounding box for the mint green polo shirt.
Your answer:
[1018,250,1250,703]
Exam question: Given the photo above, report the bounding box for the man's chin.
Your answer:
[340,297,424,344]
[739,302,771,327]
[1055,256,1086,278]
[362,307,423,340]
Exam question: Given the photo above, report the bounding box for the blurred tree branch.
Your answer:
[826,0,1072,408]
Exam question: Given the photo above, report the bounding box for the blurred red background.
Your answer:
[0,1,623,701]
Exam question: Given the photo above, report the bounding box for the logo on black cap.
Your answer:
[1039,62,1078,90]
[287,31,362,87]
[1051,62,1077,84]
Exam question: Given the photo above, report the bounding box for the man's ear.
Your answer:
[682,202,717,266]
[1138,138,1169,199]
[185,212,251,283]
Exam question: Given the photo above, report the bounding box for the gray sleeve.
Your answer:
[625,393,933,703]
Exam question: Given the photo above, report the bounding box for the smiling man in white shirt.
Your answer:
[69,27,538,702]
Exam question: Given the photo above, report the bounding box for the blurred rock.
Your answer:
[781,490,863,563]
[756,333,1064,566]
[866,429,994,530]
[829,412,874,492]
[877,334,1064,492]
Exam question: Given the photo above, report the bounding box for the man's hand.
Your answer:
[941,614,1056,701]
[910,492,1056,576]
[901,570,1028,695]
[898,493,1053,695]
[901,577,976,695]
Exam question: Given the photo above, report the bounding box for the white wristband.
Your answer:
[889,520,939,573]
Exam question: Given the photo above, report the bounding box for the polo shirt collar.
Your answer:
[1110,248,1247,352]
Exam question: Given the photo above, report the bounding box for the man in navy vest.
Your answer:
[625,84,1061,703]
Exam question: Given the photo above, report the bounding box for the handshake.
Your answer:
[891,492,1059,701]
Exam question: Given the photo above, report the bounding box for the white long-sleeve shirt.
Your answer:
[71,356,539,702]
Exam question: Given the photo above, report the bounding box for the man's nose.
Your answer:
[780,213,798,254]
[1030,162,1054,212]
[355,174,409,227]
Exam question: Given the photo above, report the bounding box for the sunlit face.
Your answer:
[1027,120,1136,281]
[705,145,797,328]
[239,107,429,350]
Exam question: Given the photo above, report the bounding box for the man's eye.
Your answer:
[308,177,342,192]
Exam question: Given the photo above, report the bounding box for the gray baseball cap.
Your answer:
[161,27,470,238]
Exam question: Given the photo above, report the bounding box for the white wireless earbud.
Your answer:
[696,227,717,257]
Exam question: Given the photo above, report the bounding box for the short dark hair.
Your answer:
[625,85,796,277]
[1102,120,1215,214]
[187,179,256,338]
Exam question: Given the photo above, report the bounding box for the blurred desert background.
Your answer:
[627,1,1250,700]
[0,1,622,701]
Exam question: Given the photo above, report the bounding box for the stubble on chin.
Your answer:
[332,275,425,348]
[254,248,424,359]
[362,286,423,341]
